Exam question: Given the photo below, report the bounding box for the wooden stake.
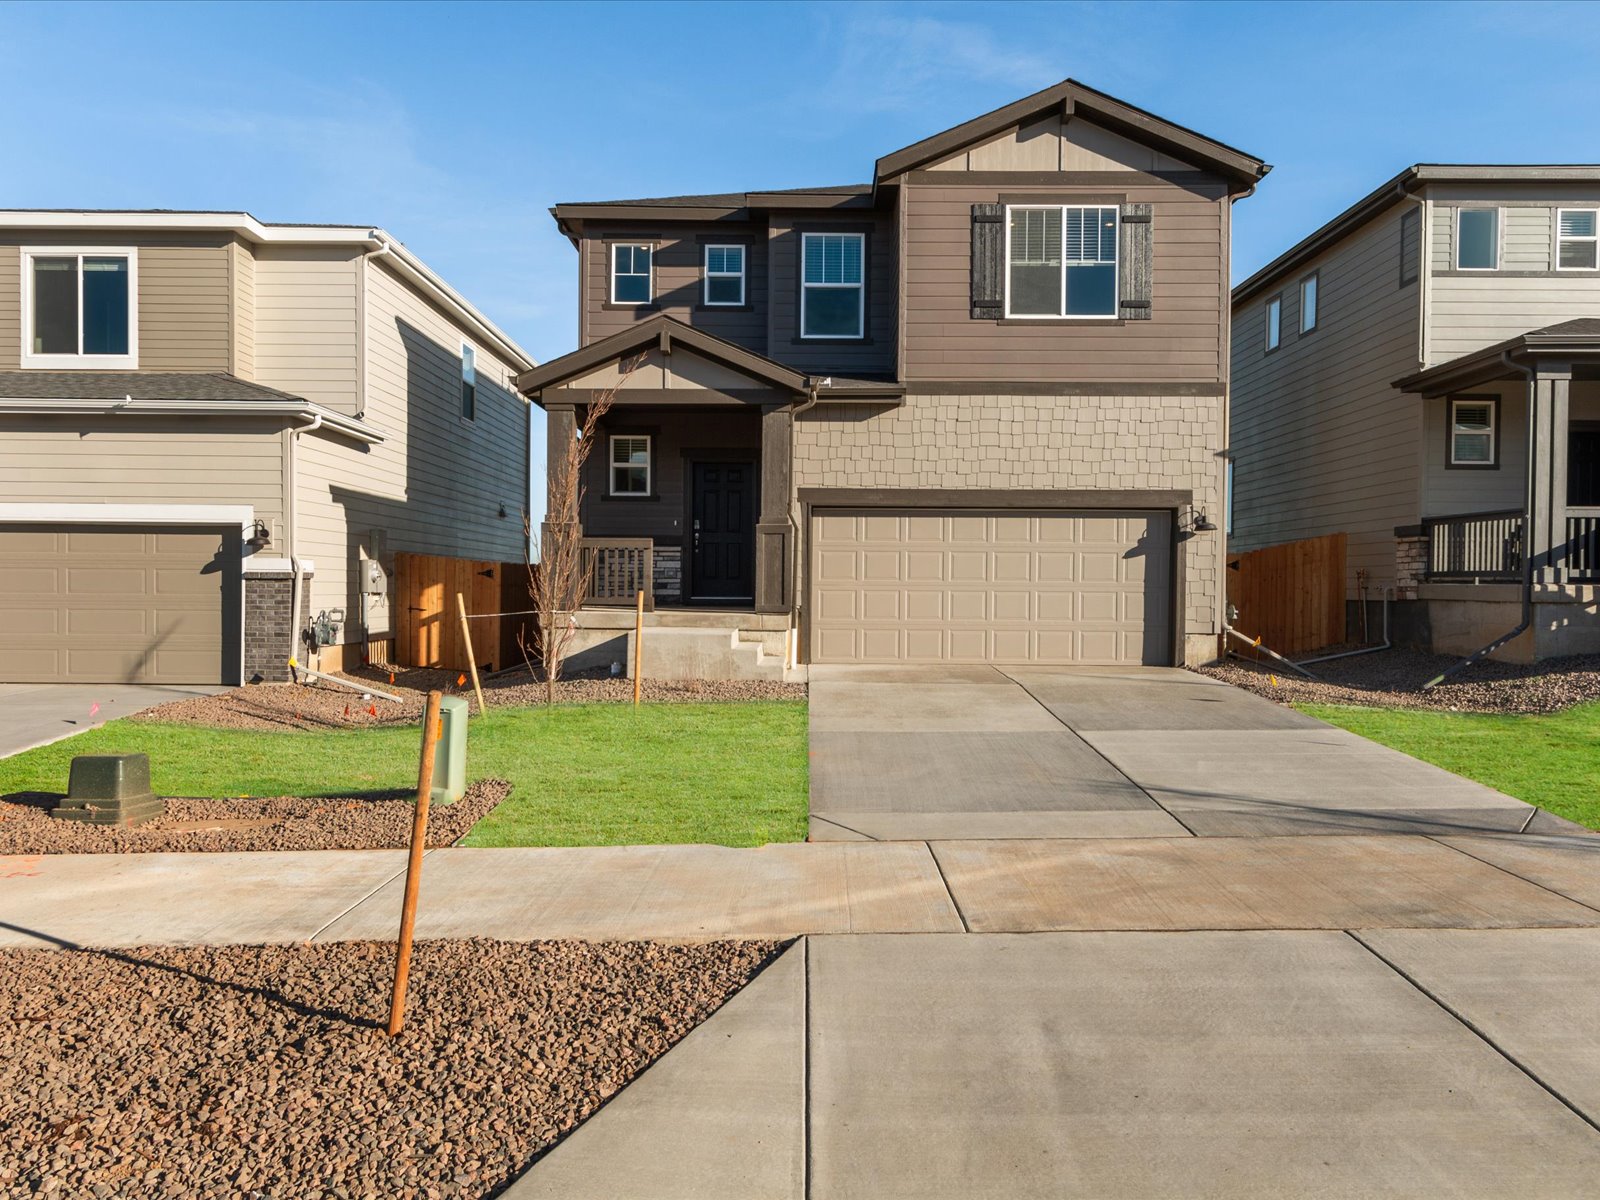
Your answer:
[456,592,487,716]
[388,689,443,1037]
[633,589,644,706]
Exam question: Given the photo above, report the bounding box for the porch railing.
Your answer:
[582,537,655,609]
[1567,509,1600,581]
[1423,509,1523,581]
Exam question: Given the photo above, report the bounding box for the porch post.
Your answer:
[542,403,582,562]
[756,404,795,614]
[1529,365,1571,584]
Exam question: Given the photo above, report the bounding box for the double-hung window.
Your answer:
[610,244,653,304]
[1449,398,1497,467]
[23,248,137,368]
[1005,205,1118,318]
[1264,295,1282,351]
[704,244,746,305]
[609,435,651,496]
[1457,209,1499,270]
[460,343,477,421]
[800,232,864,338]
[1558,209,1599,270]
[1299,272,1318,333]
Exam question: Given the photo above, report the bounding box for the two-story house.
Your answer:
[0,211,535,686]
[1230,167,1600,662]
[517,80,1268,677]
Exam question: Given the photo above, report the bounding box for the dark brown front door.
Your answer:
[690,461,756,602]
[1570,426,1600,506]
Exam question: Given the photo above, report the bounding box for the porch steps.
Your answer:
[565,609,804,682]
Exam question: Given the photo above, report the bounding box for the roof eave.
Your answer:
[0,396,385,443]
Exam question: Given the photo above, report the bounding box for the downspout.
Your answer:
[287,412,324,676]
[1423,351,1536,689]
[787,379,822,669]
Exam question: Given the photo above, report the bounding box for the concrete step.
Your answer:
[578,607,790,632]
[638,627,787,682]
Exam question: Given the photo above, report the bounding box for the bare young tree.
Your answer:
[522,359,638,702]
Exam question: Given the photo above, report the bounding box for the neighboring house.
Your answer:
[1230,166,1600,661]
[0,211,534,685]
[518,80,1267,676]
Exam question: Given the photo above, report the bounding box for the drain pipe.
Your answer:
[1300,587,1393,665]
[1222,626,1320,679]
[1423,352,1537,690]
[287,412,324,676]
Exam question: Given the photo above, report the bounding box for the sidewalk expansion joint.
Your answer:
[1423,835,1600,918]
[306,851,426,943]
[808,813,880,841]
[925,842,972,933]
[1346,928,1600,1136]
[802,936,813,1200]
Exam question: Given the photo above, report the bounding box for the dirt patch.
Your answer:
[1198,648,1600,714]
[131,664,806,732]
[0,936,781,1198]
[0,779,511,855]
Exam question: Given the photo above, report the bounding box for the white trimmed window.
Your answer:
[1005,205,1118,318]
[704,244,746,305]
[610,244,652,304]
[1457,208,1499,270]
[1265,295,1281,351]
[1558,209,1599,271]
[1449,399,1497,467]
[22,248,137,368]
[1299,272,1318,333]
[609,435,651,496]
[800,232,864,338]
[460,343,477,421]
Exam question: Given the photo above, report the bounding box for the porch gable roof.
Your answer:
[1394,319,1600,397]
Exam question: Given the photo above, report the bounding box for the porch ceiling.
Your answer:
[1395,319,1600,398]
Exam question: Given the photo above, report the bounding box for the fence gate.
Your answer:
[1226,532,1347,657]
[394,552,536,673]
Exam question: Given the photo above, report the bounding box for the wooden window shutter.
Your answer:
[1118,203,1153,320]
[970,203,1004,319]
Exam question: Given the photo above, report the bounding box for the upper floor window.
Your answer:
[460,343,477,421]
[1264,295,1281,352]
[704,244,746,306]
[1449,397,1497,467]
[610,244,652,304]
[23,248,137,368]
[1558,209,1599,271]
[801,232,864,338]
[1006,205,1118,318]
[1456,209,1498,271]
[610,434,651,496]
[1299,272,1318,334]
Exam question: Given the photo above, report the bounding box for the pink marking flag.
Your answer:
[88,702,100,719]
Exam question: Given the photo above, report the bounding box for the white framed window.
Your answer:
[1449,398,1497,467]
[1456,208,1499,271]
[21,247,138,369]
[1299,272,1318,333]
[609,434,651,496]
[703,244,746,305]
[610,244,652,304]
[460,343,477,421]
[1004,205,1118,318]
[1264,295,1281,351]
[800,232,864,338]
[1557,208,1599,271]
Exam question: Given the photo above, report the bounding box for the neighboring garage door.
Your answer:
[809,508,1173,666]
[0,524,239,684]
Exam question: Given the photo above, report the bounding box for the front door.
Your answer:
[1569,426,1600,506]
[690,461,756,603]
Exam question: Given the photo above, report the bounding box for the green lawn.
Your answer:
[1298,701,1600,830]
[0,702,809,848]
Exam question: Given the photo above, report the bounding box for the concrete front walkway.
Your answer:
[807,664,1546,841]
[0,681,225,757]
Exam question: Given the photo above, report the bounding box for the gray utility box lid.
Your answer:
[54,753,165,826]
[430,695,469,806]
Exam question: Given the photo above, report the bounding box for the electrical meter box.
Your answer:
[430,695,469,805]
[361,556,388,595]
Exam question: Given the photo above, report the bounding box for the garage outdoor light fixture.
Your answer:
[1181,506,1217,535]
[246,520,272,551]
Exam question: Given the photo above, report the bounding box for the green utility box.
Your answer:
[55,754,165,826]
[430,695,469,805]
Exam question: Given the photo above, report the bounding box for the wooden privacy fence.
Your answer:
[1226,532,1347,656]
[394,552,537,673]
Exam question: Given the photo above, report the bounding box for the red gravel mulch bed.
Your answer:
[0,779,512,856]
[1198,648,1600,714]
[131,664,805,733]
[0,937,782,1199]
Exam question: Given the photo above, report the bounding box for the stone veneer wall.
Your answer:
[793,393,1226,661]
[243,571,314,683]
[653,546,683,605]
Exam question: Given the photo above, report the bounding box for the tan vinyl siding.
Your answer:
[766,210,897,376]
[1229,205,1423,592]
[0,415,285,533]
[0,245,18,369]
[252,245,362,411]
[293,256,528,641]
[230,238,256,380]
[902,177,1227,384]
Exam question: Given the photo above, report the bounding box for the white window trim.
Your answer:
[20,246,139,369]
[799,231,865,339]
[703,244,746,306]
[1264,295,1282,352]
[1449,398,1498,467]
[1001,204,1121,320]
[1299,272,1318,333]
[609,243,653,305]
[1454,207,1501,272]
[1556,207,1599,272]
[608,434,652,497]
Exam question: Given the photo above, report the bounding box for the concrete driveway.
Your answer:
[807,664,1541,841]
[0,682,224,758]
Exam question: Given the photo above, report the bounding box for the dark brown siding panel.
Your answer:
[767,210,897,376]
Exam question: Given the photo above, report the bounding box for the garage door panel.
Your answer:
[811,507,1171,666]
[3,568,61,595]
[69,608,148,636]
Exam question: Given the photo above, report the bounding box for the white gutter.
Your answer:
[0,397,383,444]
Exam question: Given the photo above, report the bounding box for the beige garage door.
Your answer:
[0,524,238,684]
[810,508,1172,666]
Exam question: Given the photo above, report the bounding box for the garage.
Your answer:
[0,524,240,684]
[809,507,1173,666]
